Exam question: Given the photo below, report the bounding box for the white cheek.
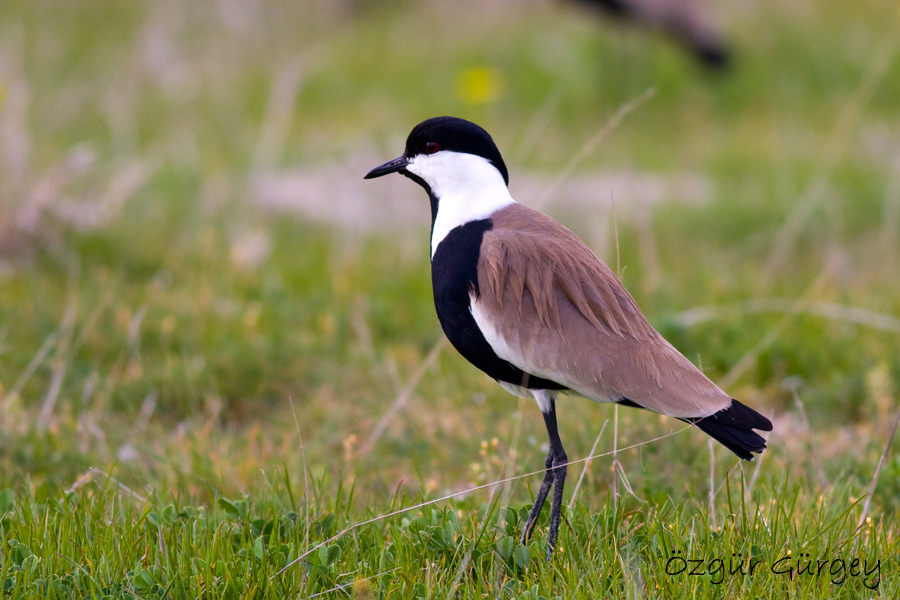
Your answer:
[408,152,515,258]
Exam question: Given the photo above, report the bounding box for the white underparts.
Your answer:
[498,381,530,398]
[472,299,558,414]
[499,382,556,414]
[469,299,524,366]
[531,389,556,414]
[404,151,515,258]
[470,297,569,386]
[471,295,623,407]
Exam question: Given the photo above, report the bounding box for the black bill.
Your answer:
[364,155,409,179]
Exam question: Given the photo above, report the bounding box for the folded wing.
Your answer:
[472,203,732,419]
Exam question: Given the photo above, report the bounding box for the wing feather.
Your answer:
[475,203,731,418]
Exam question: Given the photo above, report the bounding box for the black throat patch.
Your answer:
[400,170,440,233]
[430,218,566,391]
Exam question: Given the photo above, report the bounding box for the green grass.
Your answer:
[0,471,896,598]
[1,0,900,596]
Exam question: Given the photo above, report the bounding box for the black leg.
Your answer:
[545,441,568,561]
[520,399,568,562]
[520,450,554,544]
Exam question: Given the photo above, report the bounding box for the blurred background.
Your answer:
[0,0,899,510]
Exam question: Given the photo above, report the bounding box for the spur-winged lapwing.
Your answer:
[574,0,730,69]
[365,116,771,560]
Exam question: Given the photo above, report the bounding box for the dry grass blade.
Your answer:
[289,396,311,556]
[856,403,900,532]
[275,424,693,578]
[0,25,30,193]
[511,86,563,164]
[443,551,472,600]
[568,419,608,509]
[350,296,378,363]
[881,153,900,262]
[253,60,306,170]
[2,329,60,413]
[614,460,642,503]
[38,262,80,431]
[677,298,900,334]
[358,336,448,456]
[718,267,830,390]
[496,396,527,511]
[761,33,897,287]
[612,404,620,504]
[533,87,656,210]
[65,467,148,503]
[305,567,400,599]
[791,388,830,489]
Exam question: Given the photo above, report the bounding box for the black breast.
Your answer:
[431,219,565,391]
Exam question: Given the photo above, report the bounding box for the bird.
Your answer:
[573,0,731,69]
[364,116,771,560]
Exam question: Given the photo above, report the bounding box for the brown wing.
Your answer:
[474,203,730,418]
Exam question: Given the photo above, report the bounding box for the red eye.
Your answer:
[425,142,440,154]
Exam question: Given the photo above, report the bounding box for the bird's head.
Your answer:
[365,117,515,252]
[364,116,509,195]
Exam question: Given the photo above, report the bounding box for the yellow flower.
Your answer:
[455,67,505,105]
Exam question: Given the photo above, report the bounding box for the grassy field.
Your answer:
[1,0,900,597]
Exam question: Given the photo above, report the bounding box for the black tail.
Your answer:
[683,400,773,461]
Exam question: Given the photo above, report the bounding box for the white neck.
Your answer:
[405,151,515,258]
